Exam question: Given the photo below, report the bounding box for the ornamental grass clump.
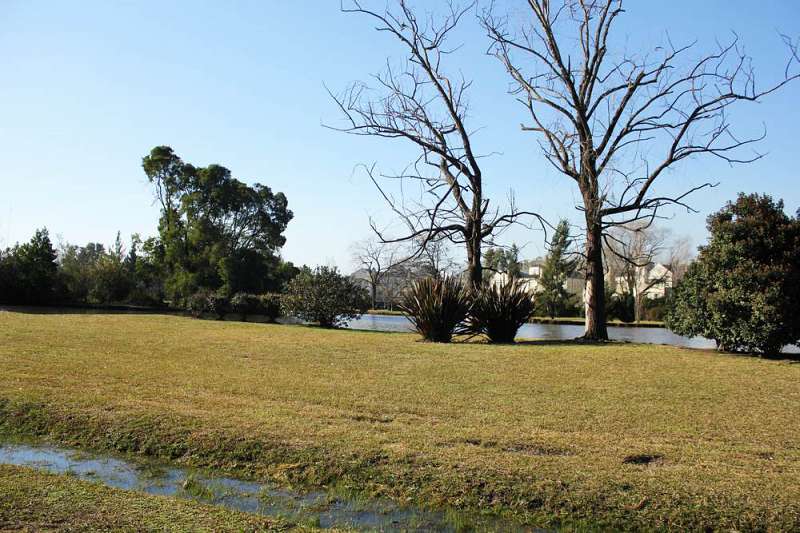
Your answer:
[470,280,535,343]
[400,276,471,343]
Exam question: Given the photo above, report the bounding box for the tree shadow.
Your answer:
[0,304,177,316]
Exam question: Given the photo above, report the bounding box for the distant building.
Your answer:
[350,261,430,309]
[490,258,674,304]
[489,258,585,303]
[612,262,673,300]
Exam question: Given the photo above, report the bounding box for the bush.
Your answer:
[606,292,635,323]
[470,280,535,343]
[400,276,471,343]
[666,193,800,355]
[230,293,261,319]
[642,297,668,322]
[229,293,282,322]
[185,290,229,320]
[258,293,282,321]
[282,266,369,328]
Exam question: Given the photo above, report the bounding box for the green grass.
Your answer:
[366,308,405,316]
[1,310,798,530]
[0,464,313,531]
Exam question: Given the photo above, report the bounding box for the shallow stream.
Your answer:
[0,440,531,532]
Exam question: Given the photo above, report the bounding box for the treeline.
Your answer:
[0,146,299,308]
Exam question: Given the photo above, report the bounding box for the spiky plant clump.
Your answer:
[470,280,535,343]
[400,276,471,343]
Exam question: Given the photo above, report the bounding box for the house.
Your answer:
[612,262,673,300]
[491,258,675,304]
[350,261,430,309]
[489,258,585,303]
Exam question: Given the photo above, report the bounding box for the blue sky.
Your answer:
[1,1,798,270]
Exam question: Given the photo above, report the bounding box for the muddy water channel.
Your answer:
[0,440,531,532]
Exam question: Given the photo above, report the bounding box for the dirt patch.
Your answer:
[346,413,394,424]
[448,438,572,456]
[622,453,664,466]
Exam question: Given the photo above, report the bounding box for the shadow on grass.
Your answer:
[0,304,177,316]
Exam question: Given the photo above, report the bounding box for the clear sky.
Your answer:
[1,1,798,270]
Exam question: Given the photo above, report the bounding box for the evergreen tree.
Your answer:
[537,220,576,318]
[483,244,522,280]
[0,228,60,304]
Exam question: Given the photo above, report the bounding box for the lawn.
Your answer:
[0,310,798,530]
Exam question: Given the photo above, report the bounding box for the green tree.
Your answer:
[142,146,294,301]
[666,193,800,355]
[483,244,521,280]
[537,220,577,318]
[0,228,60,305]
[282,266,369,328]
[59,242,105,303]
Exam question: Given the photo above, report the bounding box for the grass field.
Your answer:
[0,464,312,531]
[1,310,798,530]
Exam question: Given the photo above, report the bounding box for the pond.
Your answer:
[0,440,532,532]
[347,314,800,354]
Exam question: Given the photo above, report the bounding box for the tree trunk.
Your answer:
[634,293,644,323]
[370,282,377,310]
[465,230,482,289]
[583,221,609,340]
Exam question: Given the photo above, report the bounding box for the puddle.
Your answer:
[0,441,535,532]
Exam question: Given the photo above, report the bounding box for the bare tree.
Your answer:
[414,236,459,280]
[350,238,400,309]
[484,1,799,339]
[329,0,541,287]
[666,235,693,286]
[605,223,669,322]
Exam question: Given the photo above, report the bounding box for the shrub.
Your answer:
[258,293,282,321]
[400,276,471,343]
[606,292,635,323]
[470,280,535,343]
[666,193,800,355]
[185,290,229,320]
[282,266,369,328]
[230,293,261,319]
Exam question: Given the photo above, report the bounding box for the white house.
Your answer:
[491,259,674,304]
[489,258,585,303]
[612,262,673,300]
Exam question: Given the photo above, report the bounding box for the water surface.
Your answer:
[347,314,800,354]
[0,441,528,532]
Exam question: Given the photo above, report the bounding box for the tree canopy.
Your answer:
[142,146,294,301]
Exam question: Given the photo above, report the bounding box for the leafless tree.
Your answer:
[329,0,542,287]
[413,236,459,280]
[605,222,669,322]
[484,0,799,339]
[350,238,401,309]
[666,235,693,285]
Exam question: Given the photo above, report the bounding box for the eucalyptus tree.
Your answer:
[142,146,293,299]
